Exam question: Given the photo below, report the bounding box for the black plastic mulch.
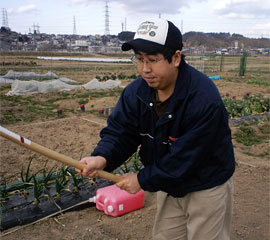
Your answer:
[229,112,270,125]
[1,178,113,231]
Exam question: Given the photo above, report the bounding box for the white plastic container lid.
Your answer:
[107,205,114,213]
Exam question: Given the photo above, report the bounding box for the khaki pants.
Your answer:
[152,178,233,240]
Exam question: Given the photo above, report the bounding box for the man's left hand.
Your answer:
[116,173,141,194]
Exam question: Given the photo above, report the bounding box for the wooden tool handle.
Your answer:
[0,126,123,183]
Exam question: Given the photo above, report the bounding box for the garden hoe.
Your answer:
[0,126,122,183]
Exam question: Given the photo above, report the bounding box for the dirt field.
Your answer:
[0,55,269,239]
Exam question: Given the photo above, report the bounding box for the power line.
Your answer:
[181,19,183,34]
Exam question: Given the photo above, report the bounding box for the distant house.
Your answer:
[262,49,270,55]
[216,48,228,55]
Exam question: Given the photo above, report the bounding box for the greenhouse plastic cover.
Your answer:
[0,77,14,84]
[1,71,122,95]
[0,71,75,84]
[2,70,58,80]
[6,78,122,96]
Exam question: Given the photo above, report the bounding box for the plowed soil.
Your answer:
[0,79,269,240]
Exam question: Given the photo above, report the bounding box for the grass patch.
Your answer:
[234,125,264,146]
[2,112,21,124]
[258,123,270,135]
[0,86,124,124]
[246,80,270,86]
[76,89,123,99]
[0,85,11,91]
[234,117,269,147]
[243,151,269,158]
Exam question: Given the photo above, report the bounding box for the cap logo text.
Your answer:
[136,21,158,37]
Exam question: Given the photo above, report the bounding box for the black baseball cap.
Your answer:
[122,18,183,53]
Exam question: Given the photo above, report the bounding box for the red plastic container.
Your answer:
[89,184,144,217]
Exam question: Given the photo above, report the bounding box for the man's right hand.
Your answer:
[75,156,107,178]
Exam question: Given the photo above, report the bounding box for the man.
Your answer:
[78,18,235,240]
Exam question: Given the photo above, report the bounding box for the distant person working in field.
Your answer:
[77,18,235,240]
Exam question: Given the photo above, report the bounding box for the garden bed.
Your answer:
[1,177,112,230]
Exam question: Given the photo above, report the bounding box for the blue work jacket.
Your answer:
[92,61,235,197]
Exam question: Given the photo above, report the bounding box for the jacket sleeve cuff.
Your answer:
[137,168,159,192]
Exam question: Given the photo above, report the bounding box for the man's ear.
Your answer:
[173,50,181,67]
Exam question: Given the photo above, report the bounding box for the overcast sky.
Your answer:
[2,0,270,38]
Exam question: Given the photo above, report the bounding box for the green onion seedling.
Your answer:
[20,157,35,197]
[33,175,44,206]
[67,168,86,192]
[0,178,9,203]
[55,166,70,199]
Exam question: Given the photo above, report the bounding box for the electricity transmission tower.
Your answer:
[105,1,110,35]
[121,18,127,32]
[32,22,40,34]
[2,8,9,28]
[73,16,77,35]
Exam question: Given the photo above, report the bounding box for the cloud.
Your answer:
[214,0,270,18]
[240,23,270,38]
[17,4,37,14]
[111,0,187,14]
[70,0,206,14]
[70,0,88,4]
[7,8,14,14]
[253,23,270,35]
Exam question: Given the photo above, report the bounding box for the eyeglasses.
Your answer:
[130,55,167,66]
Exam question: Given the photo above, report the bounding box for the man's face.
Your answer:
[134,51,181,92]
